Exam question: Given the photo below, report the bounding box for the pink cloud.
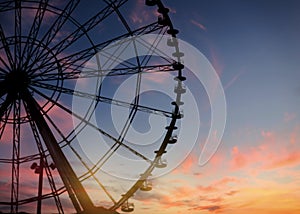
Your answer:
[230,126,300,172]
[129,0,152,25]
[230,146,248,170]
[224,70,245,90]
[129,0,176,26]
[265,151,300,169]
[212,176,240,186]
[190,19,207,31]
[172,153,197,174]
[209,47,224,77]
[143,72,171,85]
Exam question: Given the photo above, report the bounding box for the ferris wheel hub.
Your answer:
[4,70,30,96]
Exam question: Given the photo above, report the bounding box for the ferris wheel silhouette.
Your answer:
[0,0,185,213]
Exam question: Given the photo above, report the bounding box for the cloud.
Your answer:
[129,0,176,26]
[264,151,300,169]
[230,146,248,170]
[129,0,153,25]
[191,205,223,212]
[224,70,245,90]
[209,47,224,77]
[172,153,197,174]
[230,127,300,172]
[190,19,207,31]
[226,190,239,196]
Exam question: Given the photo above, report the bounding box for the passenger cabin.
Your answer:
[169,135,178,144]
[140,180,152,191]
[156,157,167,168]
[121,200,134,212]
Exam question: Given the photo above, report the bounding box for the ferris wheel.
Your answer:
[0,0,186,213]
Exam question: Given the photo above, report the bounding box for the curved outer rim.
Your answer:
[109,0,186,211]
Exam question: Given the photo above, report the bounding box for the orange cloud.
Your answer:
[229,125,300,173]
[172,153,197,174]
[265,151,300,169]
[190,205,223,213]
[230,146,248,170]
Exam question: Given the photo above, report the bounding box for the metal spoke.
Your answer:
[0,1,14,12]
[30,0,128,74]
[0,93,13,120]
[111,112,179,211]
[14,0,21,68]
[0,81,7,98]
[34,64,175,81]
[29,85,153,164]
[29,21,164,77]
[0,98,12,141]
[10,98,21,213]
[20,0,49,71]
[97,1,145,169]
[31,81,173,117]
[22,0,80,71]
[40,100,117,205]
[0,25,14,70]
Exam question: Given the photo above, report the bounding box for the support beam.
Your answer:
[21,89,115,213]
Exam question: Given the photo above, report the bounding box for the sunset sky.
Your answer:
[1,0,300,213]
[133,0,300,213]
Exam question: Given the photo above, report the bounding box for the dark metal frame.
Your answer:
[0,0,185,213]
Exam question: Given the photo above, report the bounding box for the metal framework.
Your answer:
[0,0,186,213]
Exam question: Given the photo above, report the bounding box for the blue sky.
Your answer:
[1,0,300,213]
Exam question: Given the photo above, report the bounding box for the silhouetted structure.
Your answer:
[0,0,185,213]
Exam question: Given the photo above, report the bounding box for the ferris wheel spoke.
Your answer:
[30,0,128,75]
[33,63,175,81]
[14,0,22,68]
[23,0,80,72]
[138,30,174,66]
[39,102,118,206]
[0,93,13,119]
[0,56,10,74]
[20,0,49,70]
[0,25,14,70]
[51,0,128,56]
[0,66,8,75]
[45,112,118,206]
[0,1,14,12]
[30,21,164,78]
[31,81,173,118]
[29,85,153,165]
[0,81,7,98]
[0,98,12,141]
[10,98,21,213]
[111,114,178,211]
